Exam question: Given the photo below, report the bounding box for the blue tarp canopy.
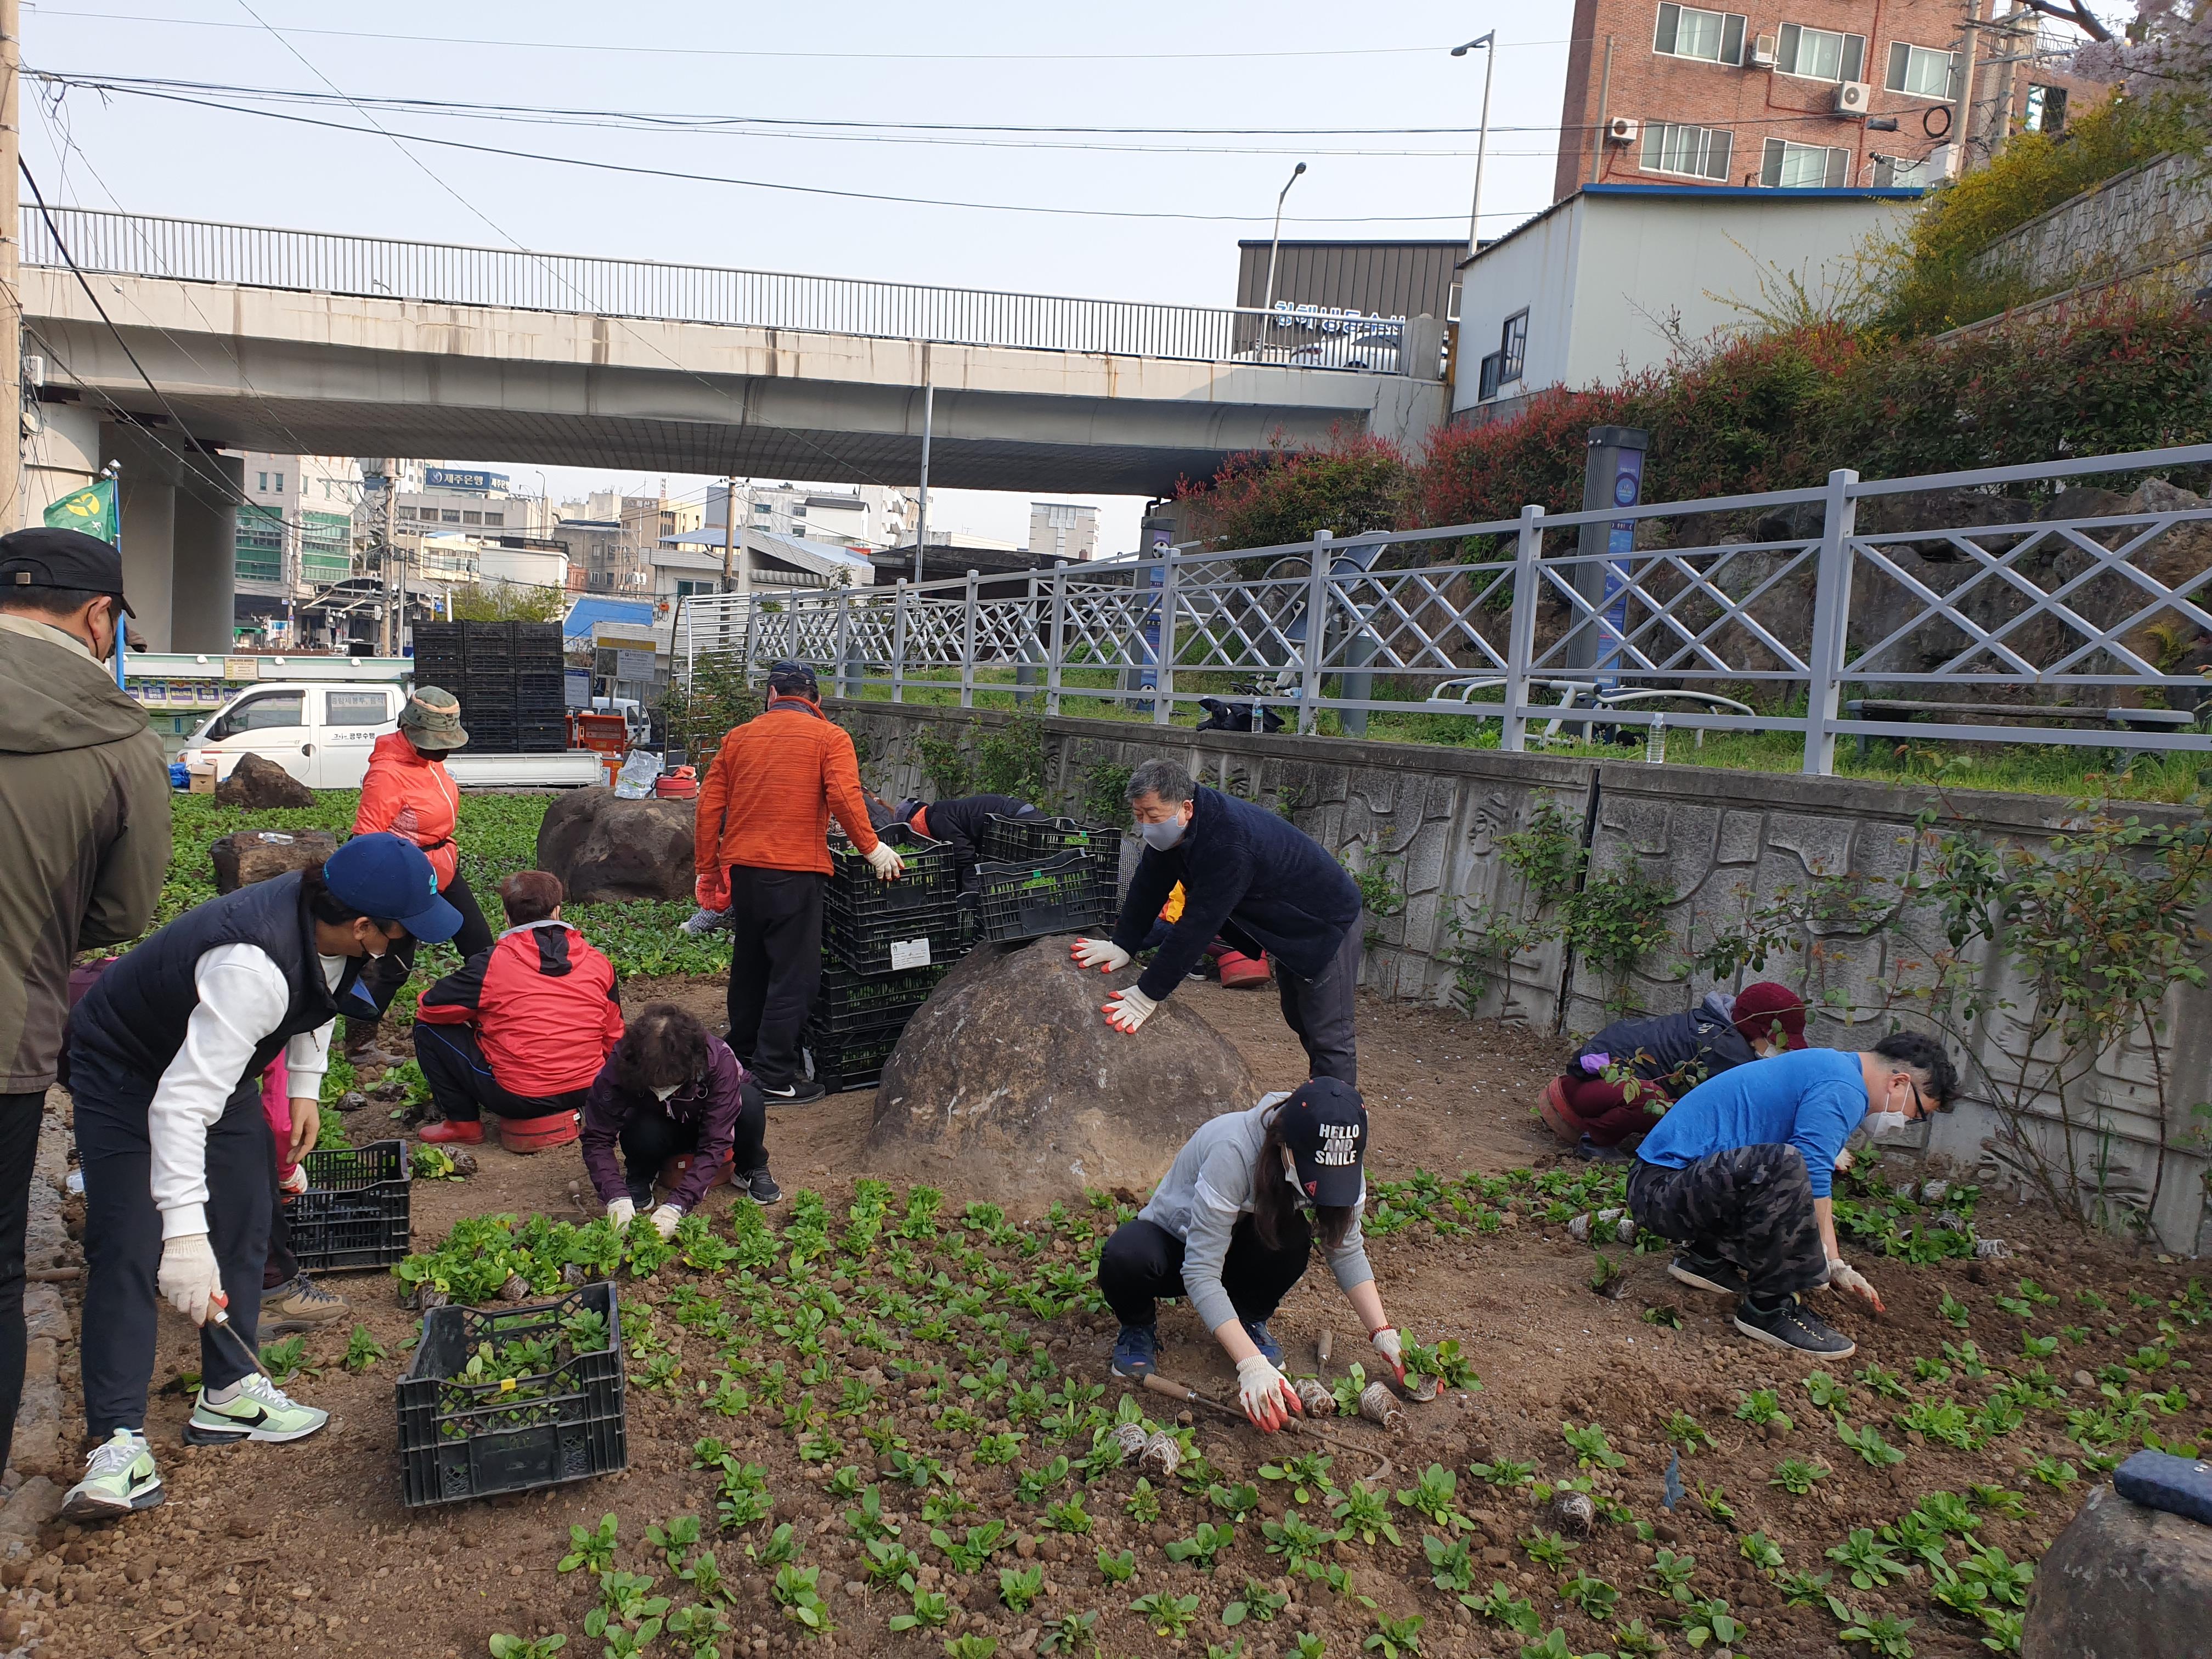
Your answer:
[562,597,656,651]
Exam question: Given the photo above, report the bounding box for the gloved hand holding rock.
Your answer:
[1070,938,1131,974]
[1102,985,1156,1035]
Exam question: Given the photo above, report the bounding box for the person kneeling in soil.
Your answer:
[411,870,625,1144]
[1627,1030,1957,1359]
[61,835,460,1523]
[582,1002,777,1234]
[1096,1078,1404,1431]
[1543,982,1808,1161]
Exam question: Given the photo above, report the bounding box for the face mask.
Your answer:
[1865,1110,1908,1135]
[1138,813,1187,851]
[651,1083,680,1102]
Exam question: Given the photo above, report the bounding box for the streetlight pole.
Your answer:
[1451,32,1497,254]
[912,352,934,587]
[1260,161,1307,327]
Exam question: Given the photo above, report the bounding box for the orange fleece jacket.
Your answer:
[693,700,879,877]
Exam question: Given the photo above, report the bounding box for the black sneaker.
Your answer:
[1734,1295,1856,1358]
[1575,1135,1632,1164]
[1668,1248,1749,1297]
[744,1167,782,1204]
[761,1079,828,1105]
[1110,1323,1159,1379]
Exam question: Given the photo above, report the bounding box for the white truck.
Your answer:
[177,682,606,790]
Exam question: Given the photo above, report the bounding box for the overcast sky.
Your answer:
[23,2,1574,553]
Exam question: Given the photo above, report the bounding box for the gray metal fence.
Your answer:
[677,443,2212,775]
[22,206,1400,368]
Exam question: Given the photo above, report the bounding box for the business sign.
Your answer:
[423,467,507,494]
[613,649,656,682]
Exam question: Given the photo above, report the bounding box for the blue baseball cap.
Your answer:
[325,832,462,942]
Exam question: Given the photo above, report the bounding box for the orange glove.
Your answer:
[696,870,730,911]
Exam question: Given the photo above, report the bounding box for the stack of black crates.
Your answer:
[972,815,1120,943]
[410,620,567,753]
[806,822,963,1095]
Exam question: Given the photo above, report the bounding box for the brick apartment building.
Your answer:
[1553,1,2107,203]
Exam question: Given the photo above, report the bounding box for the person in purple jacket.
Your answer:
[580,1003,778,1232]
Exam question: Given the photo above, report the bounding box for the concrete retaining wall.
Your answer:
[1972,152,2212,296]
[830,699,2212,1255]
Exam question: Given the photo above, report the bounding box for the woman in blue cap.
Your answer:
[1096,1077,1404,1432]
[60,833,461,1523]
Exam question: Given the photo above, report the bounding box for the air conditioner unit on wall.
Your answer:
[1749,33,1778,67]
[1606,117,1640,143]
[1834,80,1872,116]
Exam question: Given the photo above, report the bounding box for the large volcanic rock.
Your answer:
[211,828,340,894]
[868,933,1257,1207]
[536,786,697,903]
[213,752,315,809]
[2023,1482,2212,1659]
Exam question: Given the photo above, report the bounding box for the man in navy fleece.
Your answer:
[1070,758,1362,1083]
[1628,1030,1956,1358]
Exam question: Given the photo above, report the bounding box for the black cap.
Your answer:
[1278,1077,1368,1206]
[768,659,819,696]
[0,526,134,617]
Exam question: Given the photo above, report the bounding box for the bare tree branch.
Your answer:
[2012,0,2115,44]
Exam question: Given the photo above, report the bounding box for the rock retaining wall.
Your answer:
[828,699,2212,1255]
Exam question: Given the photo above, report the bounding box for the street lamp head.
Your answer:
[1293,162,1306,176]
[1451,32,1496,55]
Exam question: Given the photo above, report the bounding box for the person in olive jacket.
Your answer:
[580,1003,777,1222]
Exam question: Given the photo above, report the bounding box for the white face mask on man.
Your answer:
[1864,1110,1909,1136]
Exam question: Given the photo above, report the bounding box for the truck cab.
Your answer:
[179,682,401,789]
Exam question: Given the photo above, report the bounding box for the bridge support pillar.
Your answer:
[100,422,238,652]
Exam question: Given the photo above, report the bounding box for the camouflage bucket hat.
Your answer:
[399,685,470,751]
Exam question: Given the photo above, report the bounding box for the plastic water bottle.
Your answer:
[1645,712,1667,764]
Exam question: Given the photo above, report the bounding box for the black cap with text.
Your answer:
[1277,1076,1368,1207]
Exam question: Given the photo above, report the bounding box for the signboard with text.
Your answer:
[423,467,507,494]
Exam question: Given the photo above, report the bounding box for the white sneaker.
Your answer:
[60,1429,163,1521]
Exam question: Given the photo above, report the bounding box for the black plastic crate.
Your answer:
[826,823,957,912]
[512,623,563,667]
[811,961,947,1035]
[975,850,1119,943]
[468,718,519,752]
[290,1139,410,1272]
[516,671,566,707]
[516,722,569,754]
[981,814,1120,865]
[823,895,963,977]
[397,1282,626,1508]
[463,622,515,671]
[804,1017,916,1094]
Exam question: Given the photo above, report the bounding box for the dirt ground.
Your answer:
[22,975,2210,1659]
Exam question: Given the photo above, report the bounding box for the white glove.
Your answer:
[279,1163,309,1195]
[650,1204,682,1240]
[1234,1354,1304,1433]
[1370,1326,1405,1387]
[1102,985,1158,1035]
[157,1233,227,1325]
[1827,1259,1886,1313]
[607,1198,636,1231]
[1833,1148,1855,1173]
[864,842,904,881]
[1070,938,1132,974]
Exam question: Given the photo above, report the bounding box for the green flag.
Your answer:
[44,477,117,543]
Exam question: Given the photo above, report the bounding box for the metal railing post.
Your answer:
[1502,505,1543,753]
[1299,530,1334,734]
[1014,571,1039,705]
[1154,549,1179,726]
[1802,469,1860,776]
[1047,563,1067,716]
[834,588,855,698]
[890,580,909,704]
[960,569,980,709]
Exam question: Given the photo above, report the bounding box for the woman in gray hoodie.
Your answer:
[1096,1077,1403,1432]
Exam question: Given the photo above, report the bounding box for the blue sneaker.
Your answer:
[1110,1323,1158,1379]
[1241,1319,1283,1365]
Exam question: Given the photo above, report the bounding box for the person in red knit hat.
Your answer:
[1541,983,1807,1160]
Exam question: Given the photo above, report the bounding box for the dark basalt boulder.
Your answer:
[536,786,697,903]
[213,752,316,809]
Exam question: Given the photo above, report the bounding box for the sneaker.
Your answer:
[260,1272,350,1334]
[184,1373,330,1446]
[760,1079,828,1105]
[1669,1248,1750,1297]
[1575,1134,1631,1163]
[1110,1323,1159,1380]
[1240,1319,1284,1365]
[417,1118,484,1146]
[1733,1295,1857,1358]
[743,1167,782,1204]
[60,1429,163,1521]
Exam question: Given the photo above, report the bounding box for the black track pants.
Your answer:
[1096,1212,1313,1330]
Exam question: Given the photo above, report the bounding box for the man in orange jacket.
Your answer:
[694,662,900,1104]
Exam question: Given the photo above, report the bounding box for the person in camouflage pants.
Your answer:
[1627,1146,1827,1297]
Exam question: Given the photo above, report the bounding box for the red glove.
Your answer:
[696,870,730,911]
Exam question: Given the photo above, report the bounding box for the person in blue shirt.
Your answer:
[1628,1030,1956,1358]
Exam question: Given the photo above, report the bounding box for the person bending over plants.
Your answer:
[1542,982,1808,1160]
[582,1002,776,1232]
[1627,1031,1956,1359]
[1096,1078,1403,1430]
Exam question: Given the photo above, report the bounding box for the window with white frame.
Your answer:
[1498,311,1528,382]
[1884,41,1957,98]
[1776,21,1865,83]
[1871,153,1934,189]
[1652,4,1747,65]
[1641,121,1735,180]
[1761,137,1849,188]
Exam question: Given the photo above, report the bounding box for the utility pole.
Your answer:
[911,353,933,586]
[0,0,22,532]
[1950,0,1983,178]
[1590,37,1614,187]
[720,476,737,592]
[381,455,399,655]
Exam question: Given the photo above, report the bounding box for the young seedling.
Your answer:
[1463,1582,1541,1638]
[1834,1417,1906,1468]
[1259,1453,1336,1505]
[1288,1635,1327,1659]
[1825,1529,1909,1590]
[559,1514,620,1575]
[886,1581,949,1633]
[1130,1592,1203,1640]
[1969,1484,2033,1520]
[1940,1289,1973,1329]
[2027,1455,2079,1491]
[1853,1362,1912,1401]
[1830,1603,1916,1658]
[1677,1595,1743,1652]
[1166,1521,1237,1571]
[1331,1485,1402,1548]
[1420,1534,1473,1595]
[1125,1476,1163,1523]
[1612,1618,1667,1658]
[1803,1371,1850,1412]
[862,1539,921,1587]
[1469,1456,1536,1488]
[1769,1457,1829,1495]
[1364,1611,1426,1658]
[1693,1481,1736,1525]
[1397,1464,1474,1533]
[342,1323,387,1372]
[998,1563,1046,1612]
[1645,1548,1696,1602]
[1208,1482,1262,1522]
[1094,1548,1137,1584]
[1663,1411,1716,1454]
[1739,1532,1785,1572]
[1733,1390,1793,1432]
[1561,1421,1628,1470]
[645,1515,703,1570]
[1041,1498,1092,1535]
[1522,1530,1580,1570]
[1561,1573,1618,1620]
[488,1638,568,1659]
[1037,1610,1099,1656]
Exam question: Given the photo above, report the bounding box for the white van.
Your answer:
[179,681,402,789]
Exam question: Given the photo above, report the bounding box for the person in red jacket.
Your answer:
[692,661,900,1105]
[348,687,495,1061]
[410,870,625,1145]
